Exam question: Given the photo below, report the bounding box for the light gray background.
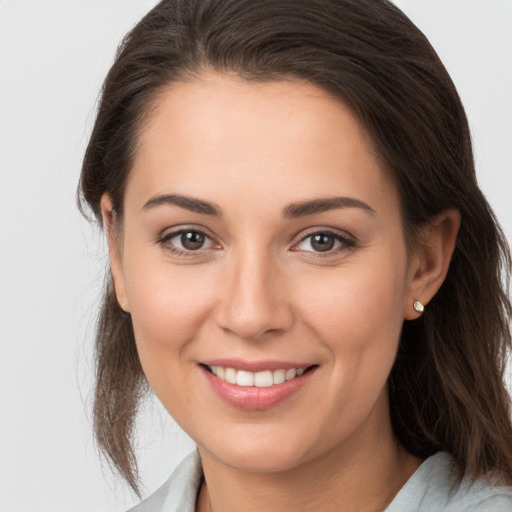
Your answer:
[0,1,511,511]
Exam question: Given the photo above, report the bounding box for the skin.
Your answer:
[102,72,460,511]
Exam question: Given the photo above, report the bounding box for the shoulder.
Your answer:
[126,451,203,512]
[127,450,512,511]
[386,452,512,512]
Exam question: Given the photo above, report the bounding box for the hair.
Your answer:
[79,0,512,495]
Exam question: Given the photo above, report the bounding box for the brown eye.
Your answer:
[310,233,335,252]
[159,229,216,254]
[180,231,205,250]
[294,230,355,254]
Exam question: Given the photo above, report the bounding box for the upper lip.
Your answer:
[200,359,315,372]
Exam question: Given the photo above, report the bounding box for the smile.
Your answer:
[206,366,306,387]
[201,362,317,410]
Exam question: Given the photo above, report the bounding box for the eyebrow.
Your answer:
[283,196,375,218]
[142,193,375,218]
[142,194,222,216]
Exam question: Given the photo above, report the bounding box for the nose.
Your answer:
[214,249,294,341]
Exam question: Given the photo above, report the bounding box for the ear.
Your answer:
[100,194,130,313]
[404,209,460,320]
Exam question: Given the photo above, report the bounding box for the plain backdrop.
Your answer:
[0,1,511,511]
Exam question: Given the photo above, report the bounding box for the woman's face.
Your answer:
[106,73,422,473]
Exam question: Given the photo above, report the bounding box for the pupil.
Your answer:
[311,234,334,252]
[181,231,205,250]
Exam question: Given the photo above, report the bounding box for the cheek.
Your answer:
[302,259,405,326]
[293,260,407,441]
[122,254,214,378]
[297,252,408,378]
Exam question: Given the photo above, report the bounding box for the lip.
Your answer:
[199,360,317,411]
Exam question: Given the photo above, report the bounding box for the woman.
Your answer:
[79,0,512,510]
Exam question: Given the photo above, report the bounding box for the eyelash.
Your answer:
[157,228,219,257]
[156,228,356,257]
[292,230,356,257]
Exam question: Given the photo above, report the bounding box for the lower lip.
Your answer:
[201,366,316,411]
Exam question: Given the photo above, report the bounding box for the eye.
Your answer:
[294,231,355,254]
[158,229,217,253]
[177,231,207,250]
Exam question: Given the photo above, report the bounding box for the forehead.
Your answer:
[127,72,399,218]
[138,72,372,159]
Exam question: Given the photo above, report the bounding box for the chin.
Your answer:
[196,422,324,474]
[213,446,308,474]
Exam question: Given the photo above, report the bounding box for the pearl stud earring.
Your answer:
[413,300,424,313]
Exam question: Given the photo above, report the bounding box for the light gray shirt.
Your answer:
[127,451,512,511]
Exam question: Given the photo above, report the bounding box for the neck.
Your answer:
[196,415,421,512]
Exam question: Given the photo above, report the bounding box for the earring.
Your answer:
[413,300,424,313]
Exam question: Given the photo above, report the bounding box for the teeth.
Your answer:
[285,369,296,381]
[254,370,273,387]
[236,370,254,387]
[273,369,285,385]
[225,367,237,384]
[208,366,308,386]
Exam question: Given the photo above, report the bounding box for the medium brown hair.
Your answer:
[79,0,512,494]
